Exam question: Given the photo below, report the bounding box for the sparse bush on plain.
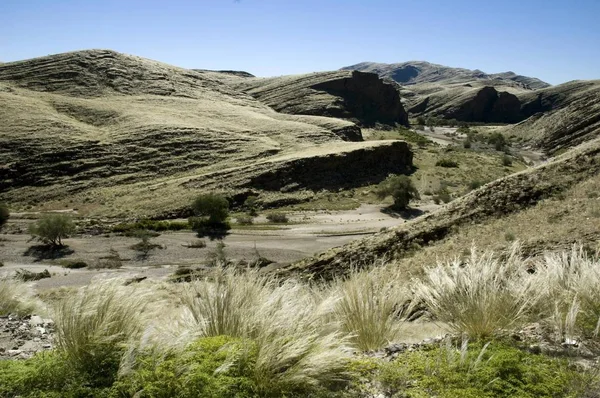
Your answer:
[93,248,123,269]
[502,153,513,166]
[266,212,289,223]
[129,229,162,259]
[375,174,420,210]
[29,213,75,246]
[435,158,459,168]
[433,187,452,204]
[244,195,259,216]
[488,132,508,151]
[236,214,254,225]
[191,193,230,225]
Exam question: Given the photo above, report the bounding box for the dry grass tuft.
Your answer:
[0,277,37,316]
[413,244,539,339]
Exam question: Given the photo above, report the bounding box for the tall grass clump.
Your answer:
[174,268,351,395]
[413,244,539,339]
[333,267,411,351]
[0,277,37,316]
[53,279,151,386]
[530,246,600,340]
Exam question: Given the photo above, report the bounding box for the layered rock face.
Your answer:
[247,140,413,192]
[235,70,409,128]
[445,87,523,123]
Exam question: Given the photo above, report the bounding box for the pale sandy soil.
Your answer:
[0,204,429,290]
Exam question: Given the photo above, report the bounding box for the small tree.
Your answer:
[29,213,75,246]
[0,203,9,230]
[191,194,229,225]
[376,175,420,210]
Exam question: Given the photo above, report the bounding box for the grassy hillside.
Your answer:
[0,50,412,218]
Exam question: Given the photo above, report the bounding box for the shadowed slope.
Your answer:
[0,50,413,217]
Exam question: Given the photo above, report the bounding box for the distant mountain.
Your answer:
[341,61,551,90]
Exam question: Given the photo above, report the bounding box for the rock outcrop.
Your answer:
[235,70,409,127]
[445,86,523,123]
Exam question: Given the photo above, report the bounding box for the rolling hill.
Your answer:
[0,50,412,217]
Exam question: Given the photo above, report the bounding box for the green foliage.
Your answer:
[57,259,88,269]
[396,127,432,147]
[236,215,254,225]
[113,219,189,233]
[463,138,472,148]
[192,193,230,224]
[375,342,593,398]
[433,187,452,204]
[488,132,508,151]
[502,154,513,167]
[416,116,426,126]
[436,159,459,168]
[130,230,162,259]
[29,213,75,246]
[375,175,420,210]
[266,212,289,223]
[468,180,484,190]
[244,195,260,216]
[113,336,256,398]
[0,202,9,230]
[0,278,36,316]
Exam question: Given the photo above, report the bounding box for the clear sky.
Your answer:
[1,0,598,85]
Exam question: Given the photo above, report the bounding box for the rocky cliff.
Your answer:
[234,70,409,128]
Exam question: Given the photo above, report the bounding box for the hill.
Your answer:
[230,70,408,127]
[284,136,600,279]
[341,61,550,89]
[0,50,412,217]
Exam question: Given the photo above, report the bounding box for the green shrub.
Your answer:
[29,213,75,246]
[0,202,9,230]
[129,230,162,259]
[396,127,432,147]
[488,132,508,151]
[468,180,484,190]
[436,158,459,168]
[0,351,113,398]
[58,259,88,269]
[236,214,254,225]
[433,187,452,204]
[375,341,594,398]
[113,219,189,233]
[502,154,513,166]
[244,195,260,216]
[266,212,289,223]
[375,174,420,210]
[192,193,230,224]
[463,138,472,148]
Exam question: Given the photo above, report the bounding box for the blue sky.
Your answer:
[1,0,598,84]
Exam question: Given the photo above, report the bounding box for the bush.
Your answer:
[192,193,230,225]
[468,180,484,190]
[413,245,539,339]
[463,138,472,148]
[236,214,254,225]
[129,230,162,259]
[112,219,189,233]
[0,202,9,230]
[29,213,75,246]
[93,248,123,269]
[244,195,260,216]
[433,187,452,204]
[374,341,593,398]
[502,154,513,166]
[266,212,289,223]
[58,259,88,269]
[488,132,507,151]
[436,158,459,168]
[375,174,420,211]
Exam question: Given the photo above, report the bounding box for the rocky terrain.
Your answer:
[0,315,54,360]
[342,60,550,89]
[285,137,600,278]
[0,50,412,217]
[232,70,409,127]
